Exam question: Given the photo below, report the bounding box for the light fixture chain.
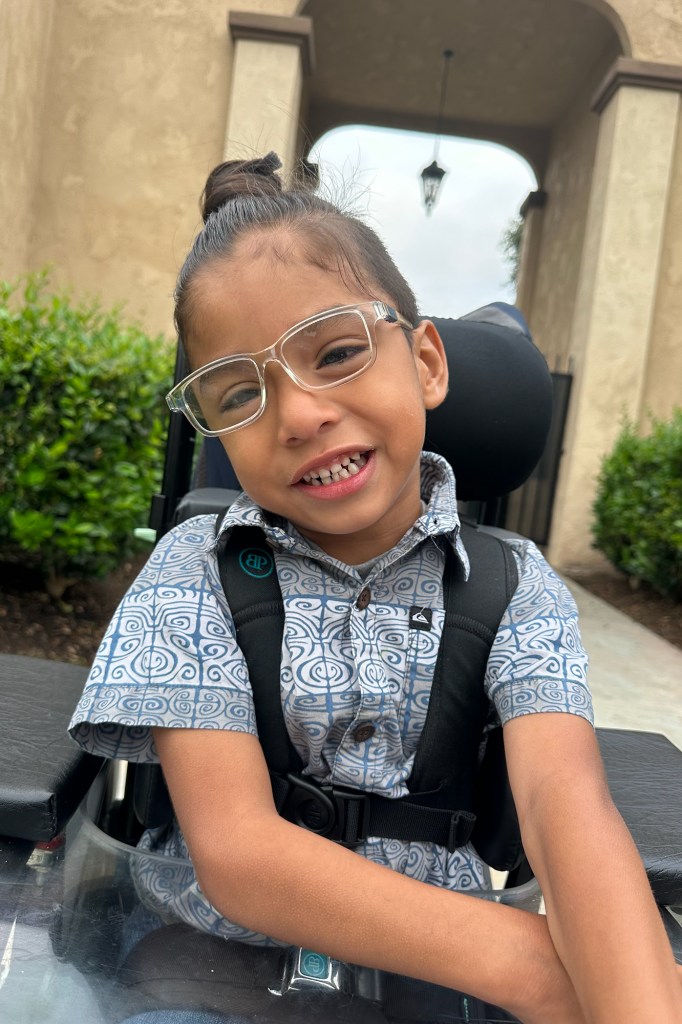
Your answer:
[433,48,454,162]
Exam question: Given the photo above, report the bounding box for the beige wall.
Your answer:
[547,83,680,573]
[643,95,682,419]
[577,0,682,62]
[606,0,682,62]
[224,39,305,174]
[2,0,300,336]
[28,0,237,335]
[0,0,56,280]
[521,48,616,372]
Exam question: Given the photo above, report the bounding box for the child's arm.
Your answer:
[503,712,682,1022]
[153,725,584,1023]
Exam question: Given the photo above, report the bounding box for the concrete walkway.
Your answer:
[565,579,682,751]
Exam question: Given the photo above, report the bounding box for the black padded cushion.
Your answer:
[174,487,241,526]
[425,316,554,499]
[597,728,682,905]
[0,653,103,842]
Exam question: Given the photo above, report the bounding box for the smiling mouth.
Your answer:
[299,451,370,487]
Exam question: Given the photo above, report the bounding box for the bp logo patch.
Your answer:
[238,547,274,578]
[299,949,330,979]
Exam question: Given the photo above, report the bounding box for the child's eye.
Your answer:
[315,341,370,371]
[220,385,261,412]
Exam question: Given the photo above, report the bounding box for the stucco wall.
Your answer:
[13,0,299,337]
[547,83,679,573]
[643,95,682,419]
[0,0,55,281]
[25,0,245,336]
[523,47,617,372]
[605,0,682,62]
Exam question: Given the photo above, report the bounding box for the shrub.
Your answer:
[592,411,682,599]
[0,273,173,597]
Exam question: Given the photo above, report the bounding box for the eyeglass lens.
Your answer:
[184,308,375,433]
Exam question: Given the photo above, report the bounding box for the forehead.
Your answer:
[188,234,382,362]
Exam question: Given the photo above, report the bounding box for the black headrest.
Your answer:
[425,308,553,500]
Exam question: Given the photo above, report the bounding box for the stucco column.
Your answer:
[224,12,314,178]
[547,68,680,574]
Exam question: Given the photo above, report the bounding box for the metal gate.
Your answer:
[501,372,573,546]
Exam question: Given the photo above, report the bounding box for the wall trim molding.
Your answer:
[592,56,682,113]
[520,189,548,218]
[228,11,315,75]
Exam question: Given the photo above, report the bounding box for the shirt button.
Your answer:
[356,586,371,610]
[353,723,376,743]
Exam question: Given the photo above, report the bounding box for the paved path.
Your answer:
[565,579,682,751]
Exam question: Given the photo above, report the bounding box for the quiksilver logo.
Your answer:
[409,606,433,630]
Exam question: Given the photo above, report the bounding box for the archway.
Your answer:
[309,123,537,317]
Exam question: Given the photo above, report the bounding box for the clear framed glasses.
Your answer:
[166,301,413,436]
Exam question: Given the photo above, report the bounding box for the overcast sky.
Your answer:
[309,125,537,320]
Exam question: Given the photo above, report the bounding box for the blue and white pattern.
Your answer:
[69,453,592,944]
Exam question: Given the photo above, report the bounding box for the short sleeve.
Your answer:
[68,516,257,762]
[484,539,593,726]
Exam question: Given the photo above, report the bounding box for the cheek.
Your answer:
[220,432,274,502]
[219,438,253,480]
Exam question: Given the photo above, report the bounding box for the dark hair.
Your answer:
[174,152,419,354]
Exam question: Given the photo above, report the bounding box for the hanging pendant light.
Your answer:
[420,49,454,214]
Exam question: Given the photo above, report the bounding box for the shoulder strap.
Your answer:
[409,522,518,799]
[216,523,303,775]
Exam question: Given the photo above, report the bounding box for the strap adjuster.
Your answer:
[447,810,476,853]
[281,773,370,846]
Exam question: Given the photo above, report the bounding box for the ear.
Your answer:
[411,319,449,410]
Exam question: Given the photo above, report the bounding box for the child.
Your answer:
[70,153,682,1023]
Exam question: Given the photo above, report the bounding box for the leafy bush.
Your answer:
[592,411,682,599]
[0,273,173,597]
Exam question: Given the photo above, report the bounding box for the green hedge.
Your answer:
[592,411,682,599]
[0,274,173,597]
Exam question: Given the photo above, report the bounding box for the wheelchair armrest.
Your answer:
[597,728,682,905]
[0,653,103,842]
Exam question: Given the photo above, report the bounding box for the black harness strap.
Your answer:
[215,520,520,862]
[215,524,304,776]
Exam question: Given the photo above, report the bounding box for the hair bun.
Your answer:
[201,152,283,222]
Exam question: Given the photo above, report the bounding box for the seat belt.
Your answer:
[215,521,521,865]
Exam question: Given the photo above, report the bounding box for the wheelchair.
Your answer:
[0,305,680,1024]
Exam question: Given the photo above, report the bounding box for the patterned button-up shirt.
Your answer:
[69,453,592,944]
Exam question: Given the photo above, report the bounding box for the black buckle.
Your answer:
[447,810,476,853]
[282,773,370,846]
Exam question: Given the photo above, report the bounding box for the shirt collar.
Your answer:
[213,451,469,578]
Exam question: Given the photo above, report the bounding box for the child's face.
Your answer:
[189,238,448,563]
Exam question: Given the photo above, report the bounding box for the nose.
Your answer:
[264,361,341,445]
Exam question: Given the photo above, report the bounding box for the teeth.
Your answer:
[302,451,369,485]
